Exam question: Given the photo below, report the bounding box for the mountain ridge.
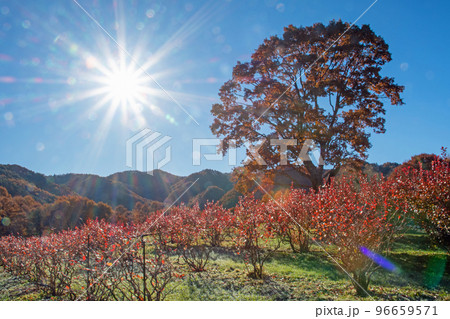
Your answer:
[0,162,400,211]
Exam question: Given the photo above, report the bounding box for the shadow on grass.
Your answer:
[270,248,347,281]
[173,268,292,301]
[393,232,439,251]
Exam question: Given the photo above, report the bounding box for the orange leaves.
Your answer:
[212,22,403,194]
[393,152,450,250]
[309,173,408,277]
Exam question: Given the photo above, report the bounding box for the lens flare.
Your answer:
[424,255,447,288]
[360,246,400,273]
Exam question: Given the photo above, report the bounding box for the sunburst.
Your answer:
[93,58,150,113]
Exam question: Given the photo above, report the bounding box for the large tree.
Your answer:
[211,20,404,189]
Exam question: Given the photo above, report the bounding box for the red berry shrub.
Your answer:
[168,205,211,272]
[316,174,405,296]
[203,201,233,247]
[233,193,280,279]
[0,220,177,300]
[393,154,450,251]
[268,188,318,253]
[0,230,82,298]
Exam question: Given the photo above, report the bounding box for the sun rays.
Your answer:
[0,0,225,174]
[81,54,155,122]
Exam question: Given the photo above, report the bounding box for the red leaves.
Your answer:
[392,152,450,250]
[232,193,280,278]
[0,219,177,300]
[0,172,421,298]
[309,173,409,281]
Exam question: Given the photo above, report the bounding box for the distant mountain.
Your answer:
[219,188,242,209]
[337,162,400,178]
[0,161,400,213]
[46,169,232,210]
[107,169,181,203]
[47,173,156,210]
[0,164,73,203]
[164,169,233,205]
[189,185,226,208]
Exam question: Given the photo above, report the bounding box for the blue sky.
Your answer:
[0,0,449,177]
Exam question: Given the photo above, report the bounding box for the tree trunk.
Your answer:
[302,161,324,191]
[352,271,370,297]
[299,236,310,253]
[288,227,310,253]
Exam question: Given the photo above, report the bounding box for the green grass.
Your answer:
[0,271,44,301]
[165,246,449,301]
[1,233,449,300]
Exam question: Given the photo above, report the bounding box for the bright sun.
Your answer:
[99,62,150,111]
[105,68,141,102]
[85,55,153,113]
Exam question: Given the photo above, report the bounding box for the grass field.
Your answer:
[1,233,448,301]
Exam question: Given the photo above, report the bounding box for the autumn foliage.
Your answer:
[211,20,404,190]
[0,158,447,297]
[314,174,407,295]
[269,187,318,253]
[0,220,176,300]
[392,152,450,251]
[166,204,212,272]
[233,194,279,278]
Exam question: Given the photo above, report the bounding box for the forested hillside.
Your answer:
[0,160,401,236]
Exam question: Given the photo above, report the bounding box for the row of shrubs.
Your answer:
[0,155,448,299]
